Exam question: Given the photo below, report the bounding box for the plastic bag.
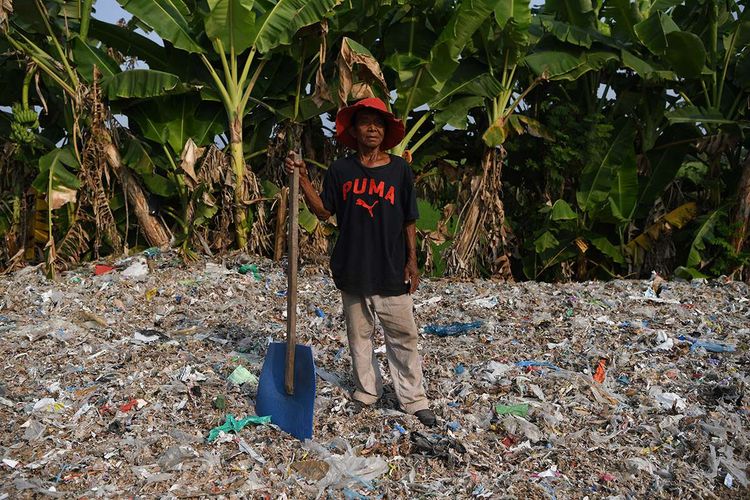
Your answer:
[302,438,388,492]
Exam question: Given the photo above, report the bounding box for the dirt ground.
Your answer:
[0,252,748,498]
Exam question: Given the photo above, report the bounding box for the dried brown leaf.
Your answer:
[180,138,204,188]
[312,20,332,107]
[48,185,77,210]
[0,0,12,28]
[337,37,388,108]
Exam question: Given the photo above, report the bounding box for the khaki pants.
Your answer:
[341,291,429,414]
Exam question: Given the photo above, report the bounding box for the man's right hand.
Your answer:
[283,150,332,221]
[284,151,308,179]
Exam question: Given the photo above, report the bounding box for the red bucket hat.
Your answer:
[335,97,405,151]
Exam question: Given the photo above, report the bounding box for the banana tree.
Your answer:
[437,0,611,278]
[525,118,638,279]
[232,20,337,257]
[2,0,174,275]
[662,0,749,276]
[602,0,750,277]
[514,0,709,279]
[115,0,339,249]
[382,0,507,159]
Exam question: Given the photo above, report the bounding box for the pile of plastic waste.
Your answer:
[0,250,747,497]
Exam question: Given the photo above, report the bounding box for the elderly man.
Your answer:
[284,97,436,427]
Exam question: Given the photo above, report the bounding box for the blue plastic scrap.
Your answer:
[516,360,561,370]
[423,321,482,337]
[334,347,346,361]
[677,335,736,353]
[691,340,736,353]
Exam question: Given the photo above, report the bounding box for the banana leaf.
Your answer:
[588,233,625,264]
[687,207,726,268]
[105,70,182,99]
[129,95,226,153]
[608,125,638,222]
[88,19,171,71]
[204,0,256,54]
[31,148,81,210]
[72,38,121,82]
[635,124,696,219]
[577,120,635,212]
[250,0,341,54]
[664,31,706,79]
[665,106,734,125]
[550,199,578,221]
[625,202,698,266]
[117,0,204,53]
[544,0,597,28]
[495,0,531,30]
[524,48,587,79]
[633,11,679,55]
[601,0,640,39]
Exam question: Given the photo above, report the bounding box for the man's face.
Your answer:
[349,109,386,149]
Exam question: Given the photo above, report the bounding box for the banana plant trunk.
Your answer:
[229,113,248,249]
[446,147,513,279]
[104,143,170,247]
[733,152,750,281]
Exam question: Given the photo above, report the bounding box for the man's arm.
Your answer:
[284,153,332,221]
[404,220,419,293]
[300,175,332,221]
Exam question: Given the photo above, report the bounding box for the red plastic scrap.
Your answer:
[600,473,616,482]
[94,264,115,275]
[119,399,138,412]
[501,435,518,448]
[593,358,606,384]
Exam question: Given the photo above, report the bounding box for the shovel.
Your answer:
[255,150,316,440]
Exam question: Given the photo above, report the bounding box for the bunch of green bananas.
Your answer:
[10,103,39,145]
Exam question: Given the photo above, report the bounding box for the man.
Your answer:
[284,97,437,427]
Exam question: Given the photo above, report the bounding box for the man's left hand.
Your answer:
[404,260,420,294]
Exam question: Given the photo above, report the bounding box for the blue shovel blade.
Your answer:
[256,342,316,440]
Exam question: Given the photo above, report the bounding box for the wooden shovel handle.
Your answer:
[285,152,300,395]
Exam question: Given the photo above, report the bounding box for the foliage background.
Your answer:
[0,0,748,282]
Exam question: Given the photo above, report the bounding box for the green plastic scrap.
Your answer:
[495,403,529,417]
[143,247,161,258]
[207,414,271,442]
[213,394,226,410]
[227,366,258,385]
[238,264,261,280]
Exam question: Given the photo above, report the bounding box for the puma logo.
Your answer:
[356,198,379,218]
[343,178,396,205]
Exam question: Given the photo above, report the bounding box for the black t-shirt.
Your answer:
[320,154,419,296]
